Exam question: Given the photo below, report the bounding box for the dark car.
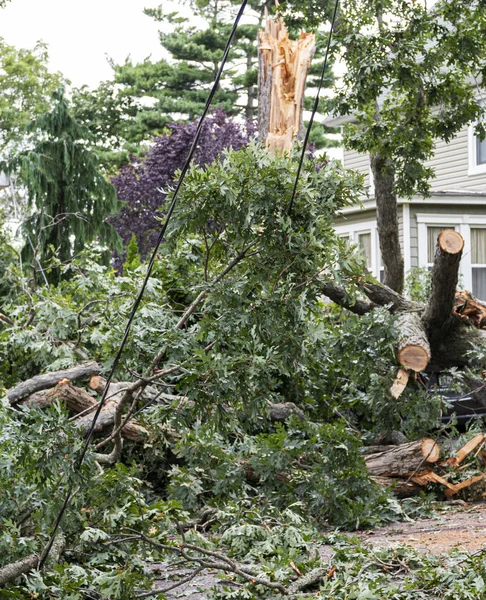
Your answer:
[419,371,486,424]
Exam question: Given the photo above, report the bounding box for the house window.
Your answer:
[417,214,486,302]
[477,137,486,166]
[358,232,372,269]
[469,121,486,175]
[334,222,381,280]
[471,228,486,300]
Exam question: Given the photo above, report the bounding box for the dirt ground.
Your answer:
[150,501,486,599]
[358,500,486,555]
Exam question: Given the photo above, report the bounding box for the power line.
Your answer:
[287,0,340,214]
[38,0,248,569]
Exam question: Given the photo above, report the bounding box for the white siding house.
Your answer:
[330,117,486,298]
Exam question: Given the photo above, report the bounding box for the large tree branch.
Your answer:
[6,362,102,405]
[424,229,464,330]
[320,280,376,314]
[361,281,420,313]
[0,555,39,586]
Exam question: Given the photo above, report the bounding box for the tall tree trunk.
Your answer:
[370,153,404,294]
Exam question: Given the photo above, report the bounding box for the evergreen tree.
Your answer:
[111,0,263,143]
[7,88,122,284]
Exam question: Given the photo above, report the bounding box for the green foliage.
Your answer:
[0,212,18,304]
[0,141,456,597]
[5,87,122,284]
[405,266,432,303]
[0,38,63,154]
[329,0,486,199]
[123,233,141,272]
[168,418,388,529]
[70,81,137,173]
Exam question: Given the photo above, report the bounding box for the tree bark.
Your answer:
[21,383,97,412]
[21,382,148,442]
[424,229,464,330]
[7,362,101,405]
[0,554,38,586]
[370,154,404,294]
[370,475,423,498]
[364,439,440,477]
[320,280,376,315]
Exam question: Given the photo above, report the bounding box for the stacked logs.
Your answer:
[364,435,486,499]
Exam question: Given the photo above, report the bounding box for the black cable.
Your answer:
[287,0,340,214]
[38,0,248,569]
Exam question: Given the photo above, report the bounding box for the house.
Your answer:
[327,116,486,299]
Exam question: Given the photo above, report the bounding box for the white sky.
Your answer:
[0,0,185,88]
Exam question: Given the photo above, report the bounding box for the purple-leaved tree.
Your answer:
[111,110,253,258]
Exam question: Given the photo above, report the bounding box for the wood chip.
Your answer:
[390,368,410,399]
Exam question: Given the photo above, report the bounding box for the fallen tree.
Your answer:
[323,229,486,376]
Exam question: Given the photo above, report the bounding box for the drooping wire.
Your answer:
[287,0,340,214]
[38,0,248,569]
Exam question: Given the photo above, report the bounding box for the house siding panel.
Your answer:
[343,148,370,187]
[425,127,486,192]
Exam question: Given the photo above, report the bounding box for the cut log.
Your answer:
[370,475,423,498]
[258,13,315,153]
[397,312,431,372]
[7,362,101,405]
[364,439,440,477]
[424,230,464,330]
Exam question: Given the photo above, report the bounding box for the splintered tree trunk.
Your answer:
[258,13,315,153]
[364,439,440,477]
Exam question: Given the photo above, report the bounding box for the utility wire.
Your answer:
[287,0,340,214]
[38,0,248,569]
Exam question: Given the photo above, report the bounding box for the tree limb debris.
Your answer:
[367,434,486,499]
[7,362,102,405]
[0,554,39,586]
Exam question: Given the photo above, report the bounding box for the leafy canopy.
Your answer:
[0,38,63,154]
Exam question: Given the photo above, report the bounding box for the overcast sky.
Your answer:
[1,0,181,88]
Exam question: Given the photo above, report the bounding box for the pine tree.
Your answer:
[8,87,122,284]
[110,0,265,143]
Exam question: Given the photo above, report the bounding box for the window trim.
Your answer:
[416,213,486,294]
[335,220,381,280]
[468,122,486,176]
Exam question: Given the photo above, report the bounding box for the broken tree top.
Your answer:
[258,13,315,154]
